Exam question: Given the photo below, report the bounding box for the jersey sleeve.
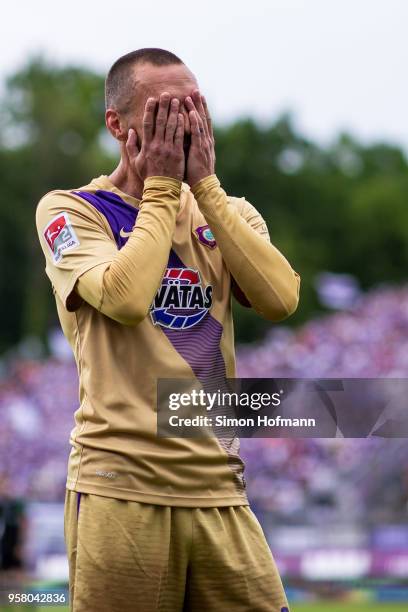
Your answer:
[192,175,300,321]
[35,191,117,310]
[227,196,271,307]
[229,195,271,242]
[74,177,181,325]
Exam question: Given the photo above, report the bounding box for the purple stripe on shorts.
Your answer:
[77,492,81,519]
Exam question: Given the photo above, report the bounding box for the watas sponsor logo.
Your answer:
[150,267,213,329]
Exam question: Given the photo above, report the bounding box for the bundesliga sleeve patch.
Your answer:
[43,212,80,263]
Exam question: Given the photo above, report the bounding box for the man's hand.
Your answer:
[184,90,216,188]
[126,92,185,182]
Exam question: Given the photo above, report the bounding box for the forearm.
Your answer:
[192,175,300,321]
[77,176,181,325]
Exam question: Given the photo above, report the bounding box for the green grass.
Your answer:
[0,605,407,611]
[293,605,408,611]
[0,603,407,611]
[0,608,68,611]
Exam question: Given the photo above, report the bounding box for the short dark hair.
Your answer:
[105,48,184,112]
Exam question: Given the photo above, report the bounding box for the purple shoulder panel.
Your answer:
[72,189,139,249]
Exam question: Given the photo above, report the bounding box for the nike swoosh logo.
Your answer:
[120,227,133,238]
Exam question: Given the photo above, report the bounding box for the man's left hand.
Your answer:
[184,90,216,188]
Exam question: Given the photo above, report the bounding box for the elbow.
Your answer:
[109,301,150,327]
[262,299,298,322]
[282,291,300,319]
[101,270,151,326]
[261,273,301,322]
[282,272,301,318]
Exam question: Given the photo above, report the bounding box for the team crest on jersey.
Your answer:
[43,212,80,263]
[194,224,217,249]
[150,268,213,329]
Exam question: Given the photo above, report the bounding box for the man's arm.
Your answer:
[36,93,186,326]
[192,175,300,321]
[183,89,300,321]
[36,177,182,325]
[75,177,182,325]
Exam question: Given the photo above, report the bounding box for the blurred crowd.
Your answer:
[1,285,408,524]
[0,359,75,501]
[237,284,408,379]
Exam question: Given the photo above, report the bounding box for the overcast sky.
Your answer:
[2,0,408,150]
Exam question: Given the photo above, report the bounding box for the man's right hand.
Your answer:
[126,92,185,182]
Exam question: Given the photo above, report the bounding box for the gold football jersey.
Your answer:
[36,174,299,506]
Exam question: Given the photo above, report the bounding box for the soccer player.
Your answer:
[35,48,299,612]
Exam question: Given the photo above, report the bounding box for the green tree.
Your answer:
[0,57,113,351]
[1,57,408,353]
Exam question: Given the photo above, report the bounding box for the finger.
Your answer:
[174,113,184,149]
[191,89,209,138]
[154,92,171,140]
[194,107,206,137]
[165,98,180,143]
[125,128,139,162]
[189,110,202,147]
[185,96,204,134]
[184,95,195,114]
[142,97,156,146]
[202,95,214,142]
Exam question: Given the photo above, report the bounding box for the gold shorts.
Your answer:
[64,489,290,612]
